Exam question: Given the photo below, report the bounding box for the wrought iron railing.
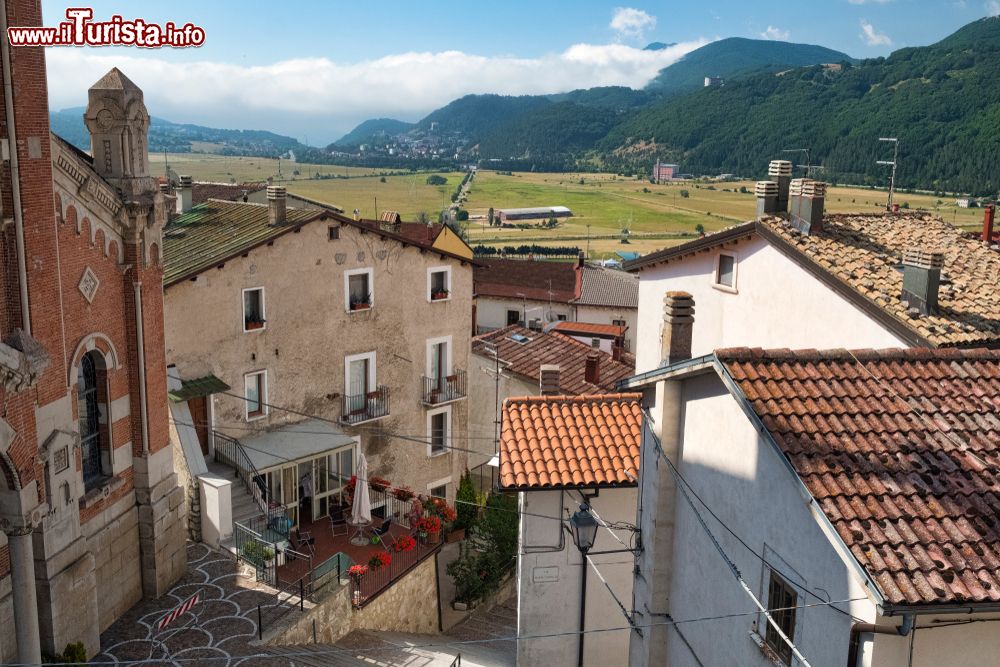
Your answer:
[421,369,467,405]
[340,385,390,425]
[312,551,354,593]
[350,539,442,608]
[213,430,268,515]
[234,522,280,585]
[368,487,415,530]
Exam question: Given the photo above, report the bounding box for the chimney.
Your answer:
[578,251,586,269]
[755,180,779,218]
[176,175,193,214]
[788,179,826,235]
[585,353,601,385]
[768,160,793,212]
[611,343,624,362]
[267,185,287,226]
[539,365,561,395]
[983,205,996,245]
[901,248,944,316]
[661,292,695,367]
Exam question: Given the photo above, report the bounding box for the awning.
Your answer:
[168,374,231,402]
[487,455,499,468]
[240,419,356,472]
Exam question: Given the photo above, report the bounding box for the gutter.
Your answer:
[615,354,715,391]
[1,6,31,336]
[848,614,914,667]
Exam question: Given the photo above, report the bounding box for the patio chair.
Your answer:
[371,517,392,551]
[329,506,348,538]
[290,528,315,558]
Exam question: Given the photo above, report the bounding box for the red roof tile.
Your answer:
[718,347,1000,607]
[549,321,626,339]
[499,394,643,490]
[474,259,577,302]
[473,325,635,395]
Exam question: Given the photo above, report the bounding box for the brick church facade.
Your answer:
[0,0,185,660]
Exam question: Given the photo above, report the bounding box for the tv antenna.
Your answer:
[876,138,899,211]
[782,148,822,178]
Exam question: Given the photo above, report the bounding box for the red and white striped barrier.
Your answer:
[156,592,200,631]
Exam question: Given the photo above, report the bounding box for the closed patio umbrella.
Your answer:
[351,453,372,524]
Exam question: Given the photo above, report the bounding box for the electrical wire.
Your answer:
[27,596,867,667]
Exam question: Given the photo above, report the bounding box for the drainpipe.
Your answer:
[848,614,914,667]
[133,281,149,454]
[1,5,31,336]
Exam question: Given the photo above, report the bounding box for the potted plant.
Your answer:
[368,552,391,571]
[240,541,275,569]
[419,515,442,544]
[348,563,368,581]
[350,293,372,311]
[431,288,450,301]
[408,498,424,528]
[245,314,266,330]
[392,485,415,502]
[392,535,416,552]
[368,476,391,493]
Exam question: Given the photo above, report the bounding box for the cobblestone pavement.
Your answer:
[95,542,296,666]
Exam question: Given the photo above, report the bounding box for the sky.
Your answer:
[39,1,993,145]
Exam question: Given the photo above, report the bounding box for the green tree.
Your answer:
[680,190,690,198]
[455,471,478,531]
[487,207,495,226]
[426,175,448,186]
[456,209,470,221]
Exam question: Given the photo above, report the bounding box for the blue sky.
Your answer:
[41,1,993,143]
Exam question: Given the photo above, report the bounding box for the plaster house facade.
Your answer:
[620,346,1000,667]
[162,195,476,537]
[0,30,185,663]
[474,257,638,350]
[500,394,641,667]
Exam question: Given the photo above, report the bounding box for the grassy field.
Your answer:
[161,154,986,258]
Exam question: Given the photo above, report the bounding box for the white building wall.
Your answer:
[517,488,637,667]
[633,237,907,373]
[868,616,1000,667]
[467,353,537,466]
[476,296,574,333]
[668,372,878,666]
[574,304,638,351]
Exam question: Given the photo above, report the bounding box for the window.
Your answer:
[328,226,340,240]
[715,253,737,290]
[507,309,521,326]
[428,266,451,302]
[764,571,798,665]
[430,483,447,500]
[243,287,265,331]
[556,314,567,321]
[245,370,267,420]
[591,338,601,349]
[77,351,110,489]
[428,408,449,456]
[345,268,373,312]
[345,352,375,399]
[612,318,626,328]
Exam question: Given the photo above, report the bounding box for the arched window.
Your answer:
[77,351,110,488]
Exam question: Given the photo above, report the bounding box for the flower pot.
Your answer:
[446,528,465,543]
[426,529,441,545]
[245,320,265,330]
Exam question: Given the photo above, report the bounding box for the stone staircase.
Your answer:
[263,644,370,666]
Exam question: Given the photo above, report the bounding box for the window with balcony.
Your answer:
[345,268,373,312]
[342,352,389,424]
[243,287,265,331]
[245,370,267,420]
[428,266,451,302]
[427,408,449,456]
[424,337,466,405]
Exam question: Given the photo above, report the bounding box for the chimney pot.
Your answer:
[176,175,193,214]
[788,179,826,235]
[983,205,996,245]
[578,251,586,269]
[901,248,944,316]
[755,180,779,217]
[661,291,695,367]
[585,353,601,385]
[768,160,793,213]
[539,365,561,395]
[267,185,287,226]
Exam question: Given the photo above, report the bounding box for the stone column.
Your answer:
[7,526,41,665]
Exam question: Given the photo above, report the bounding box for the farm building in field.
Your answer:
[497,206,572,222]
[652,159,680,183]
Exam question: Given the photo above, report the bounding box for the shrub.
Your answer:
[447,492,518,604]
[240,541,275,567]
[679,190,690,198]
[455,471,478,532]
[426,175,448,186]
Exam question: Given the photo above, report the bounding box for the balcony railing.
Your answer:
[350,539,442,608]
[422,370,467,406]
[340,385,390,425]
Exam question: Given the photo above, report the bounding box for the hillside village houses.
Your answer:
[0,32,186,663]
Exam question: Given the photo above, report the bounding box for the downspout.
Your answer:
[133,281,149,454]
[848,614,914,667]
[1,5,31,336]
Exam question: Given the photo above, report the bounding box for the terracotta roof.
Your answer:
[549,322,626,339]
[162,201,324,286]
[191,182,266,205]
[718,347,1000,608]
[474,259,577,302]
[499,394,642,490]
[627,214,1000,348]
[574,266,638,308]
[473,325,635,395]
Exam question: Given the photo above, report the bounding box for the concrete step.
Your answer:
[264,644,370,666]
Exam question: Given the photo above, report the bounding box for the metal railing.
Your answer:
[350,539,442,608]
[421,370,467,405]
[213,431,268,515]
[368,486,417,530]
[340,385,390,425]
[234,522,279,585]
[312,551,354,593]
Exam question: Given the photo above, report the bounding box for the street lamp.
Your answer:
[570,503,599,667]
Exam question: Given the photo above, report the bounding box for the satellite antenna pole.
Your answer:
[877,138,899,211]
[783,148,811,177]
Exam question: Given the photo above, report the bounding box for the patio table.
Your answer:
[347,516,372,547]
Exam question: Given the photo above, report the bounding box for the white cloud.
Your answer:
[987,0,1000,16]
[860,20,892,46]
[45,39,707,143]
[760,26,790,41]
[610,7,657,41]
